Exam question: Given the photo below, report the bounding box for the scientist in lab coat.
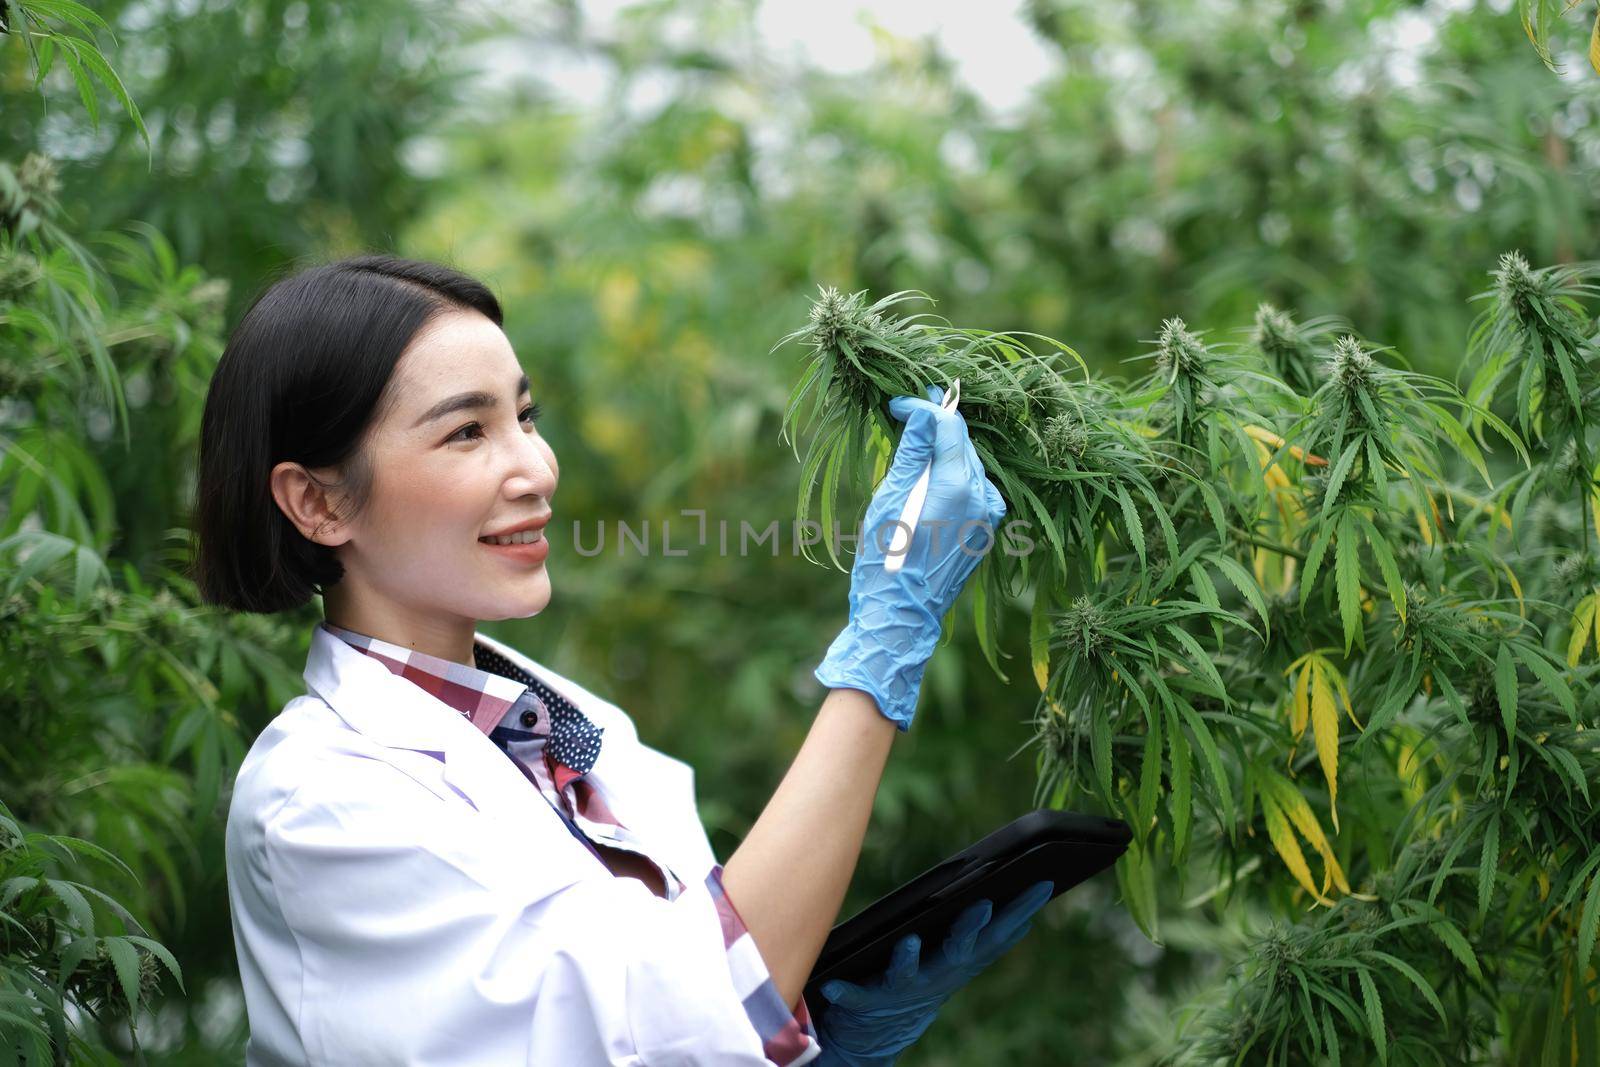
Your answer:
[192,254,1050,1066]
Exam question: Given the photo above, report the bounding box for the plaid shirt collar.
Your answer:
[318,621,579,739]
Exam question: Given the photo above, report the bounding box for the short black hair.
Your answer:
[190,253,503,614]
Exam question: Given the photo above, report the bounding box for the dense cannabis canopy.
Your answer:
[778,253,1600,1064]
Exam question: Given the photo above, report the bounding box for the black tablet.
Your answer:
[803,810,1131,1006]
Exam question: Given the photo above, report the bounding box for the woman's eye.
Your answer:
[449,404,543,443]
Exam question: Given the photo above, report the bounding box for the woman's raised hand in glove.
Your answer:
[814,384,1006,730]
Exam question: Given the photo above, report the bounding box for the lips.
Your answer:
[480,515,552,540]
[478,529,551,563]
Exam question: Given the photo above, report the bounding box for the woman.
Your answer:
[195,254,1052,1065]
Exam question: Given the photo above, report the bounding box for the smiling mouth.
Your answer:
[478,529,547,546]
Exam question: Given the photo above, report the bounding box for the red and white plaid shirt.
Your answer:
[321,621,820,1065]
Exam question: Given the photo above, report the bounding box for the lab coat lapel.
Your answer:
[303,625,715,878]
[301,624,544,819]
[471,631,716,877]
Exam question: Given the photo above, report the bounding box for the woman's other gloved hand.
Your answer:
[814,385,1006,731]
[811,880,1054,1066]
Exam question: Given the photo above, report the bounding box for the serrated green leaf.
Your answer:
[1512,643,1576,722]
[1137,704,1162,837]
[1196,479,1227,541]
[1164,623,1228,701]
[1115,483,1145,565]
[1176,700,1233,835]
[1580,873,1600,972]
[1494,644,1517,744]
[105,937,143,1014]
[56,39,101,130]
[1356,515,1405,624]
[1429,920,1481,981]
[1116,839,1160,944]
[56,935,98,988]
[126,936,184,993]
[970,567,1007,682]
[1324,438,1361,512]
[44,878,93,935]
[1358,966,1387,1063]
[1334,516,1361,653]
[1366,434,1388,500]
[1165,702,1192,863]
[1301,523,1335,611]
[1091,706,1113,801]
[1368,950,1445,1024]
[1478,815,1500,920]
[1211,553,1270,642]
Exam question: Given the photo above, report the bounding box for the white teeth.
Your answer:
[481,529,544,545]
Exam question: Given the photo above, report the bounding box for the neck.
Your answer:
[321,584,478,667]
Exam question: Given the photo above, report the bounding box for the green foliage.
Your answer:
[777,246,1600,1062]
[6,0,1600,1062]
[2,1,147,152]
[0,797,182,1064]
[1516,0,1600,76]
[0,67,298,1061]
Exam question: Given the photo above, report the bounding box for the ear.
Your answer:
[270,461,353,547]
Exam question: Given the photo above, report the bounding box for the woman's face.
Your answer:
[318,308,559,646]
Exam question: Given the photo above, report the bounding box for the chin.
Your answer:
[488,579,551,621]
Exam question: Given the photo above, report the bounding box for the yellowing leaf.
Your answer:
[1590,587,1600,669]
[1030,588,1051,692]
[1591,6,1600,75]
[1265,767,1352,896]
[1502,558,1525,620]
[1590,461,1600,543]
[1570,594,1598,668]
[1291,656,1311,746]
[1414,503,1435,547]
[1284,651,1359,831]
[1261,790,1331,906]
[1310,656,1342,833]
[1328,658,1361,729]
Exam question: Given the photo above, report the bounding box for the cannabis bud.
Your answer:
[1252,303,1300,359]
[0,250,39,297]
[1326,335,1374,391]
[1155,317,1207,382]
[1043,411,1089,464]
[805,286,863,356]
[1252,302,1318,394]
[1055,594,1110,656]
[1492,250,1538,326]
[1551,554,1593,587]
[17,153,59,199]
[790,285,926,417]
[962,363,1028,429]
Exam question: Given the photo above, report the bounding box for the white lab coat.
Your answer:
[226,623,796,1066]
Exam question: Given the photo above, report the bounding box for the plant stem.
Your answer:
[1228,527,1307,563]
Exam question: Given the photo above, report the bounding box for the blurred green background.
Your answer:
[1,0,1597,1061]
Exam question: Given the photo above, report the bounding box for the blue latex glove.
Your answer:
[815,385,1006,730]
[811,880,1055,1066]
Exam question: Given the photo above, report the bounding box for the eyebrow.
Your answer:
[413,373,531,429]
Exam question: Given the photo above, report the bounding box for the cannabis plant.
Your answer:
[777,257,1600,1063]
[0,19,302,1061]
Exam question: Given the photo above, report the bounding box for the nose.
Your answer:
[503,426,557,500]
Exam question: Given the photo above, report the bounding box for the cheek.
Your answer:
[374,460,479,538]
